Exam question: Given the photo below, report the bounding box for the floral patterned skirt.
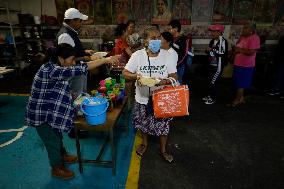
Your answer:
[132,102,172,136]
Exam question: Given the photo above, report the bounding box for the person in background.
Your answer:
[269,35,284,99]
[122,26,178,163]
[25,43,118,180]
[228,23,260,107]
[168,19,192,85]
[55,8,98,138]
[161,31,178,68]
[113,23,131,57]
[126,20,142,53]
[203,24,228,105]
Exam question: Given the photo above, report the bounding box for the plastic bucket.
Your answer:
[80,97,109,126]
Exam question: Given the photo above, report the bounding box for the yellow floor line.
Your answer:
[125,132,142,189]
[0,93,29,96]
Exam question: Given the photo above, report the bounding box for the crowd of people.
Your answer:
[24,7,283,180]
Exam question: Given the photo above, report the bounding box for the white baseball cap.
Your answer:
[64,8,88,20]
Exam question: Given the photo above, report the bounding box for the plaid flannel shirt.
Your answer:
[25,61,88,132]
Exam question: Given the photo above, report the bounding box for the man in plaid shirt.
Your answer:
[25,43,118,179]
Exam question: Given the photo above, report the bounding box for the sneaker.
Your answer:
[51,166,75,180]
[268,91,280,96]
[202,95,210,101]
[204,97,215,105]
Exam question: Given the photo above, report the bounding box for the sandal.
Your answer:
[136,144,147,156]
[160,152,173,163]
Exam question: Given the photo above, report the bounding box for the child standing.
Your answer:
[203,24,228,105]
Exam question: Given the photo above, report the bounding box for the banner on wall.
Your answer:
[212,0,234,23]
[131,0,152,24]
[273,0,284,26]
[191,0,213,22]
[112,0,131,24]
[55,0,74,24]
[172,0,191,25]
[254,0,277,25]
[93,0,112,24]
[232,0,255,24]
[75,0,94,25]
[151,0,173,25]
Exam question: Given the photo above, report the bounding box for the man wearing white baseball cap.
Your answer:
[55,8,94,138]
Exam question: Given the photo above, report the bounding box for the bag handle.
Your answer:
[167,77,178,87]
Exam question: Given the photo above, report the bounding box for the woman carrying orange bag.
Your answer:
[122,26,178,163]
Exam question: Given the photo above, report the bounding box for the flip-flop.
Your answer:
[136,144,147,156]
[160,152,173,163]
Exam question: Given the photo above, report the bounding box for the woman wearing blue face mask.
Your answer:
[122,26,178,163]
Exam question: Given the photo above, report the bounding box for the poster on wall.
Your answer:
[273,0,284,26]
[112,0,131,24]
[55,0,74,24]
[93,0,112,24]
[75,0,94,25]
[131,0,152,24]
[191,0,213,22]
[172,0,191,25]
[232,0,255,24]
[254,0,277,25]
[151,0,173,25]
[212,0,234,23]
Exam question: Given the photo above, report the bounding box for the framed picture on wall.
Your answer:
[191,0,213,22]
[112,0,131,24]
[212,0,234,23]
[172,0,192,25]
[232,0,256,24]
[254,0,277,25]
[75,0,94,25]
[93,0,112,24]
[151,0,173,25]
[55,0,74,24]
[273,0,284,26]
[131,0,152,24]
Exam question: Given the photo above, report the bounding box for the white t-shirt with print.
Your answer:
[167,47,178,67]
[125,49,177,105]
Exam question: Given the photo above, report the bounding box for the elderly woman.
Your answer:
[122,26,178,163]
[228,23,260,107]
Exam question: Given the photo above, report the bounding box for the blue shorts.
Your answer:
[233,66,254,89]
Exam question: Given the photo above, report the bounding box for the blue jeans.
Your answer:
[177,64,185,84]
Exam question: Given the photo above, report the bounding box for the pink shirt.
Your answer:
[234,34,260,67]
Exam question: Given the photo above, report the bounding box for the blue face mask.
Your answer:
[148,40,161,53]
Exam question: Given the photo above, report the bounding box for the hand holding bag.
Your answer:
[153,77,190,118]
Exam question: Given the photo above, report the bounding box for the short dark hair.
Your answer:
[169,19,181,32]
[126,20,135,27]
[44,43,77,63]
[161,31,173,42]
[115,23,127,37]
